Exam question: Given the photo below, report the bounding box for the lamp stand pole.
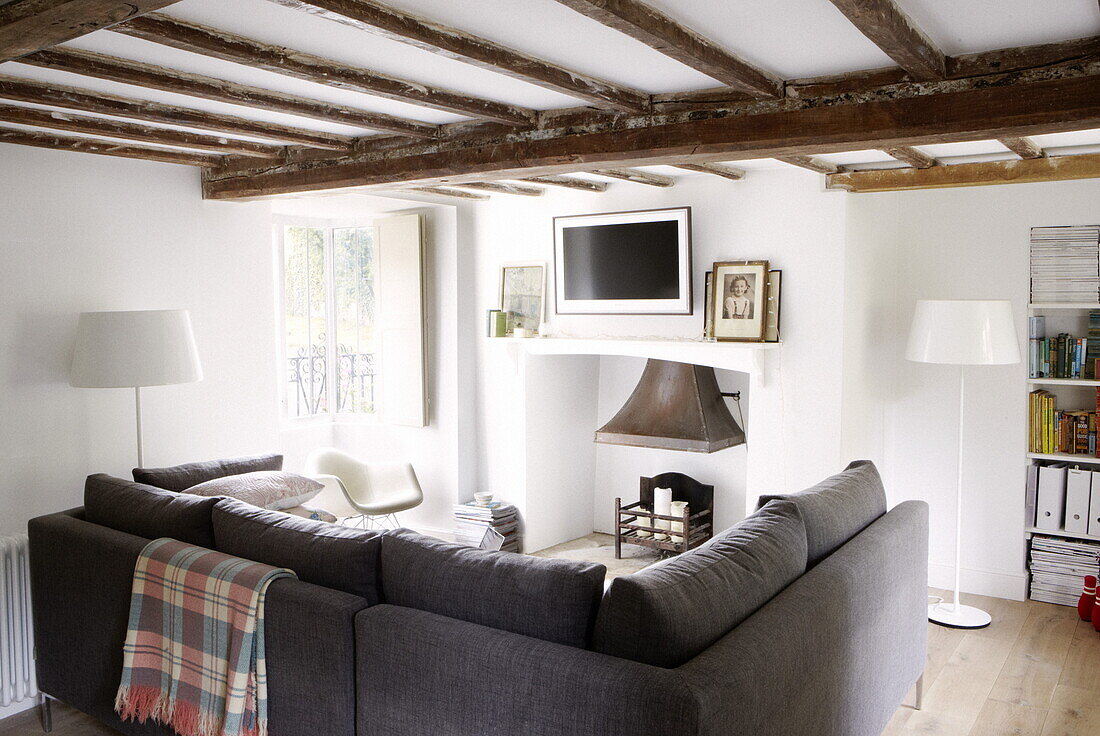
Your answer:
[928,366,991,629]
[134,386,144,468]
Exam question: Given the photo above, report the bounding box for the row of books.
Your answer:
[1029,534,1100,606]
[1030,225,1100,303]
[1027,314,1100,379]
[453,500,520,552]
[1028,389,1100,455]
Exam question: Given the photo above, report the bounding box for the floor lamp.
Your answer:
[70,310,203,467]
[906,300,1019,629]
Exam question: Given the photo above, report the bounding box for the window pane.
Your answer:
[284,226,327,417]
[333,226,377,414]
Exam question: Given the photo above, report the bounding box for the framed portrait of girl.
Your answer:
[710,260,769,341]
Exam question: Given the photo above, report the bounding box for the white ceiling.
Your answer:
[0,0,1098,172]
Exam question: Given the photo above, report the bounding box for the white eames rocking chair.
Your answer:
[304,448,424,530]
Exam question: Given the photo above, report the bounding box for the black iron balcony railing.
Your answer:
[288,344,375,416]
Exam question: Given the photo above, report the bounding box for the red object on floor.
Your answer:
[1093,580,1100,632]
[1080,575,1097,621]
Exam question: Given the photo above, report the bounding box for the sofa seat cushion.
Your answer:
[212,499,383,604]
[380,529,606,648]
[83,474,219,548]
[756,460,888,567]
[133,453,283,492]
[592,500,807,668]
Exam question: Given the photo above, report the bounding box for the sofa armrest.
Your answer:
[28,509,151,725]
[28,509,371,736]
[674,501,929,736]
[355,604,698,736]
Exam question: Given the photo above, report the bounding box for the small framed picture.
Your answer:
[764,270,781,342]
[703,271,714,338]
[499,262,545,333]
[711,261,769,341]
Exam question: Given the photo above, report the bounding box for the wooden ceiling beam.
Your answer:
[825,0,945,80]
[115,13,536,126]
[672,162,745,180]
[456,181,545,196]
[0,74,354,149]
[0,125,222,166]
[880,145,937,168]
[947,36,1100,79]
[827,152,1100,192]
[201,62,1100,199]
[0,0,181,62]
[590,168,674,186]
[268,0,650,112]
[999,136,1045,160]
[18,47,440,137]
[775,156,841,174]
[552,0,780,97]
[406,186,489,200]
[0,102,285,156]
[519,175,608,191]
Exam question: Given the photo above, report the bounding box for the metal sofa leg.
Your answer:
[39,694,52,733]
[914,673,924,711]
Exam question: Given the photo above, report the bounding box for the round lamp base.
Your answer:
[928,602,991,629]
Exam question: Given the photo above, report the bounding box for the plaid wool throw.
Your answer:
[115,538,295,736]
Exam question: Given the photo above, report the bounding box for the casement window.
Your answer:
[275,213,427,426]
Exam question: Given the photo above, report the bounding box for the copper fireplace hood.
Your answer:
[594,359,745,453]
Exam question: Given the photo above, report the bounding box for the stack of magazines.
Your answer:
[454,501,520,552]
[1030,225,1100,304]
[1029,534,1100,606]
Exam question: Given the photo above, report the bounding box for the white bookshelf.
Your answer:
[1027,452,1100,463]
[1025,526,1100,543]
[1027,378,1100,387]
[1026,303,1100,547]
[1029,303,1100,310]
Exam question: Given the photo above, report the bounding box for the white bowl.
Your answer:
[474,492,494,506]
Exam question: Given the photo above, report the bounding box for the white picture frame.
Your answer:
[499,262,546,333]
[553,207,692,314]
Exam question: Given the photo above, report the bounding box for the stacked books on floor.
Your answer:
[1029,388,1100,455]
[1030,225,1100,304]
[1029,534,1100,606]
[454,501,520,552]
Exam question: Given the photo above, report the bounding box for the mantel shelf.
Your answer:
[488,335,780,377]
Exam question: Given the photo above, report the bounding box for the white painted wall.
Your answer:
[846,178,1100,600]
[0,145,278,536]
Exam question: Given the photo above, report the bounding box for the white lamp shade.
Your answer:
[70,309,203,388]
[905,300,1020,365]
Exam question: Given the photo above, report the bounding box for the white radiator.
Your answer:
[0,534,36,707]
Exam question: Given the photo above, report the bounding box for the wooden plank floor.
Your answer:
[1,589,1097,736]
[885,589,1100,736]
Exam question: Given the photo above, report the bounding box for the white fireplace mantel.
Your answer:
[490,335,780,383]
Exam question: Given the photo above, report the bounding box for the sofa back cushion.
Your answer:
[211,499,383,603]
[133,453,283,492]
[380,529,606,648]
[592,500,807,668]
[83,474,219,548]
[756,459,888,567]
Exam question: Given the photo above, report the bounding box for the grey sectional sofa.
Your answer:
[28,457,927,736]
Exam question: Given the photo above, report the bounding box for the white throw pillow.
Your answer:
[185,471,323,511]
